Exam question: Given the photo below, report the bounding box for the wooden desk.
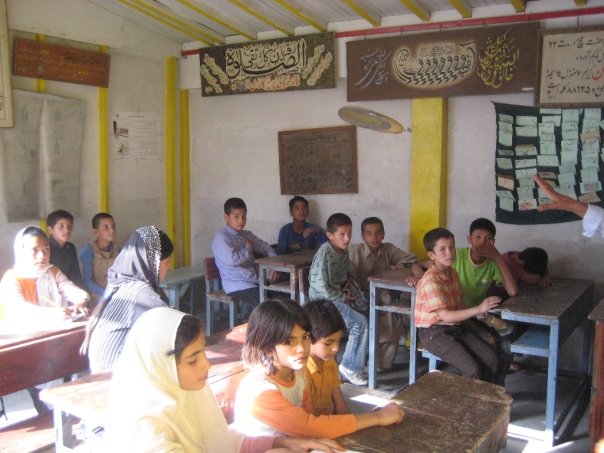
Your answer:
[0,320,88,396]
[256,251,314,304]
[338,371,512,452]
[589,298,604,452]
[367,269,416,388]
[160,263,204,313]
[40,324,248,450]
[499,278,594,447]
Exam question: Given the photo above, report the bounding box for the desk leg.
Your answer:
[259,265,267,303]
[591,320,604,452]
[368,283,377,389]
[545,321,559,447]
[409,292,417,385]
[167,287,178,311]
[290,270,297,303]
[53,408,74,451]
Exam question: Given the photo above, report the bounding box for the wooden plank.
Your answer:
[13,38,110,87]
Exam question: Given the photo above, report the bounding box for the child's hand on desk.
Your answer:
[540,275,553,287]
[405,274,422,286]
[375,402,404,425]
[478,296,501,315]
[73,303,90,316]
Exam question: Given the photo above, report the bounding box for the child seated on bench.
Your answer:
[104,307,340,452]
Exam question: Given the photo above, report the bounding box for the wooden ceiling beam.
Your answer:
[273,0,327,32]
[228,0,293,36]
[509,0,526,13]
[400,0,430,22]
[177,0,256,41]
[448,0,472,18]
[341,0,381,27]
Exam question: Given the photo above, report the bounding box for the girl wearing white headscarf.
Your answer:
[105,307,341,453]
[84,225,173,373]
[0,225,89,320]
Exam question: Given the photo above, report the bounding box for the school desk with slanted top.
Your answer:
[256,250,315,304]
[160,263,204,313]
[338,370,512,453]
[499,277,594,447]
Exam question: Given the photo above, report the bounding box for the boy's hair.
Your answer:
[289,196,308,211]
[519,247,548,276]
[303,299,347,343]
[92,212,114,229]
[46,209,74,227]
[361,216,384,233]
[167,314,205,363]
[243,299,312,375]
[469,217,496,236]
[326,213,352,233]
[423,227,454,252]
[224,197,247,214]
[21,226,48,241]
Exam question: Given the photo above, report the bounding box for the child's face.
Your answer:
[310,330,343,363]
[428,237,456,269]
[176,332,211,391]
[290,201,308,222]
[467,228,494,252]
[326,225,352,252]
[274,324,311,372]
[48,218,73,245]
[159,256,171,282]
[94,218,116,243]
[224,208,247,231]
[361,223,385,252]
[22,234,50,271]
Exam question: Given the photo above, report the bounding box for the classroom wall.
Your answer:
[0,0,179,273]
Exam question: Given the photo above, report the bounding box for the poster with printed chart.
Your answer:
[112,112,160,160]
[39,95,85,217]
[0,91,43,221]
[346,23,539,101]
[538,26,604,107]
[494,102,604,225]
[199,33,335,97]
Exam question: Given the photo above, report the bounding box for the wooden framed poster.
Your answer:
[538,26,604,107]
[278,126,357,195]
[0,0,13,127]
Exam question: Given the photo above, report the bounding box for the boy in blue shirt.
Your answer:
[212,197,277,308]
[277,196,327,254]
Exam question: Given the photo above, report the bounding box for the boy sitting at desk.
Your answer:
[348,216,422,371]
[503,247,552,286]
[415,228,501,383]
[47,209,85,290]
[212,197,277,309]
[277,195,327,254]
[309,213,367,386]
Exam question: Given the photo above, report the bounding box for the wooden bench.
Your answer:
[37,323,248,450]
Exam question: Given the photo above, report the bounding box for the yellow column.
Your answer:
[165,57,177,264]
[99,46,109,212]
[409,98,448,259]
[36,34,47,231]
[179,89,191,266]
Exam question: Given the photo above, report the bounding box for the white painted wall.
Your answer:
[0,0,179,273]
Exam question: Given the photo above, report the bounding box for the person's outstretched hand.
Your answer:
[533,175,587,217]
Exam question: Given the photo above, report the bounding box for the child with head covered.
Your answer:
[233,298,403,439]
[104,306,341,453]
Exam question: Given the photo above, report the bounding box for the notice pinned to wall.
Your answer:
[112,112,160,159]
[0,0,12,128]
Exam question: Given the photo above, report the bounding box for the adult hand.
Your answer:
[533,175,588,217]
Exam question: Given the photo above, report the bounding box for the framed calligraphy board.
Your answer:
[538,26,604,107]
[278,126,357,195]
[199,32,335,96]
[347,23,539,101]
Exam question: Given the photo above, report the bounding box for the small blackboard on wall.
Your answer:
[278,126,358,195]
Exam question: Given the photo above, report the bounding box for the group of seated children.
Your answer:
[211,194,550,388]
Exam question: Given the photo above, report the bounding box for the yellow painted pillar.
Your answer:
[165,56,177,264]
[179,89,191,266]
[36,34,47,231]
[99,46,109,212]
[409,98,448,259]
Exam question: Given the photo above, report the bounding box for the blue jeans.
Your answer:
[333,300,368,373]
